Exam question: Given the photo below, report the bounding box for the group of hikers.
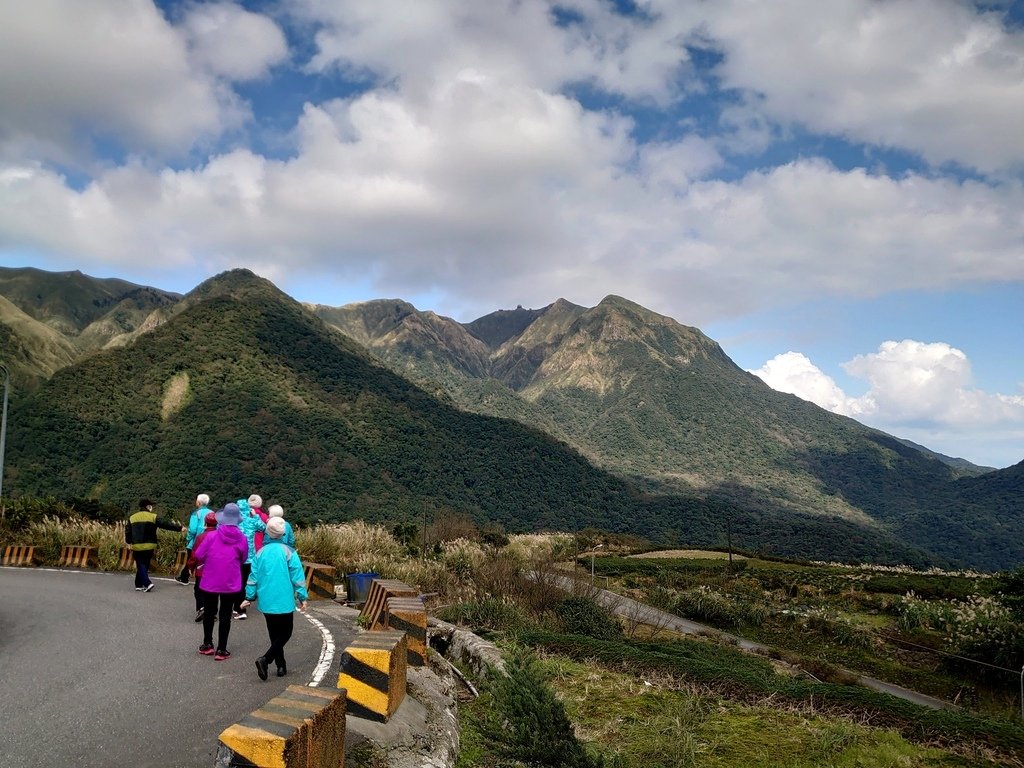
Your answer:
[125,494,308,680]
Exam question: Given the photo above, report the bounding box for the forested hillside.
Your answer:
[4,270,938,566]
[317,296,1024,571]
[3,267,1022,569]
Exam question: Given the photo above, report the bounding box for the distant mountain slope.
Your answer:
[0,266,181,389]
[0,295,78,386]
[317,295,1022,570]
[3,270,943,567]
[3,266,1018,568]
[894,438,996,476]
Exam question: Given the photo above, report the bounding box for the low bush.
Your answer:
[555,596,622,641]
[518,630,1024,757]
[437,597,534,632]
[476,648,601,768]
[672,586,767,629]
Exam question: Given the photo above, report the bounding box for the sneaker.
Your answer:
[135,587,145,591]
[255,657,269,681]
[143,584,155,592]
[276,666,286,677]
[214,650,231,661]
[233,611,247,620]
[194,609,204,623]
[198,644,215,656]
[174,575,189,585]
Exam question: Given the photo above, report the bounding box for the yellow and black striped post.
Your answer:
[173,549,188,574]
[218,684,346,768]
[337,631,407,723]
[1,545,38,566]
[117,546,135,570]
[303,562,336,601]
[57,545,98,568]
[359,579,419,631]
[384,596,428,667]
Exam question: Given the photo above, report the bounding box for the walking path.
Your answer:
[550,572,955,711]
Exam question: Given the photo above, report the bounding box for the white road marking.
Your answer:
[302,610,335,687]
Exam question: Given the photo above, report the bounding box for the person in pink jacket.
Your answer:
[194,502,249,661]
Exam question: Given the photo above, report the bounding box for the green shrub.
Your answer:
[478,648,600,768]
[438,597,533,632]
[555,596,622,641]
[672,586,767,628]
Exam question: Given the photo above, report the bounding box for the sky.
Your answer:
[1,0,1023,468]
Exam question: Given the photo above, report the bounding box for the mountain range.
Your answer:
[1,265,1021,570]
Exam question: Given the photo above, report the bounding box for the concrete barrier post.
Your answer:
[384,596,428,667]
[57,545,98,568]
[118,546,135,570]
[303,562,337,601]
[1,544,38,566]
[359,579,419,631]
[217,684,347,768]
[173,549,188,574]
[337,631,407,722]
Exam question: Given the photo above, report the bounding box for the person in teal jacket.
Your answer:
[176,493,212,588]
[241,516,308,680]
[232,495,266,620]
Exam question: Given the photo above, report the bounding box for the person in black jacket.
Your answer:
[126,499,185,592]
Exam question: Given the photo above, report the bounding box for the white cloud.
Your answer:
[0,0,250,163]
[749,352,861,416]
[697,0,1024,173]
[297,0,1024,174]
[298,0,700,101]
[3,101,1023,321]
[751,341,1024,466]
[183,3,289,82]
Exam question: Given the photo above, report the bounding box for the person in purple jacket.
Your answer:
[193,502,249,661]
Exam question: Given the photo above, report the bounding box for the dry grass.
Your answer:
[630,549,747,560]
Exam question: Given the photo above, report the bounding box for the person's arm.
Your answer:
[187,513,203,544]
[287,551,308,609]
[156,515,186,533]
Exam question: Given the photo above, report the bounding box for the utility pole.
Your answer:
[0,363,8,505]
[726,513,733,570]
[591,543,604,585]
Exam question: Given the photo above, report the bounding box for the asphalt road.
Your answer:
[552,572,955,711]
[0,566,332,768]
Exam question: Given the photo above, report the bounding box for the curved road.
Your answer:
[0,567,338,768]
[552,573,954,710]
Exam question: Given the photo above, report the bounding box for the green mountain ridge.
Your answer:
[313,295,1024,570]
[4,269,942,566]
[2,266,1021,569]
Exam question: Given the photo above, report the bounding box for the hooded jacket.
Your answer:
[185,505,211,550]
[193,525,249,593]
[245,539,308,614]
[237,499,266,565]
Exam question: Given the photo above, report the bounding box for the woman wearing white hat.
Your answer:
[241,516,308,680]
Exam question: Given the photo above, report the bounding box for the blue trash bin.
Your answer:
[346,572,379,605]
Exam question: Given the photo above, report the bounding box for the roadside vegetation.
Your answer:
[4,500,1024,766]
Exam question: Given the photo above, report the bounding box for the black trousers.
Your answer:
[202,592,235,652]
[132,550,153,588]
[261,612,294,670]
[233,563,252,613]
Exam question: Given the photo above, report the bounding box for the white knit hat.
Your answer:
[248,494,263,508]
[266,517,286,539]
[268,504,284,518]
